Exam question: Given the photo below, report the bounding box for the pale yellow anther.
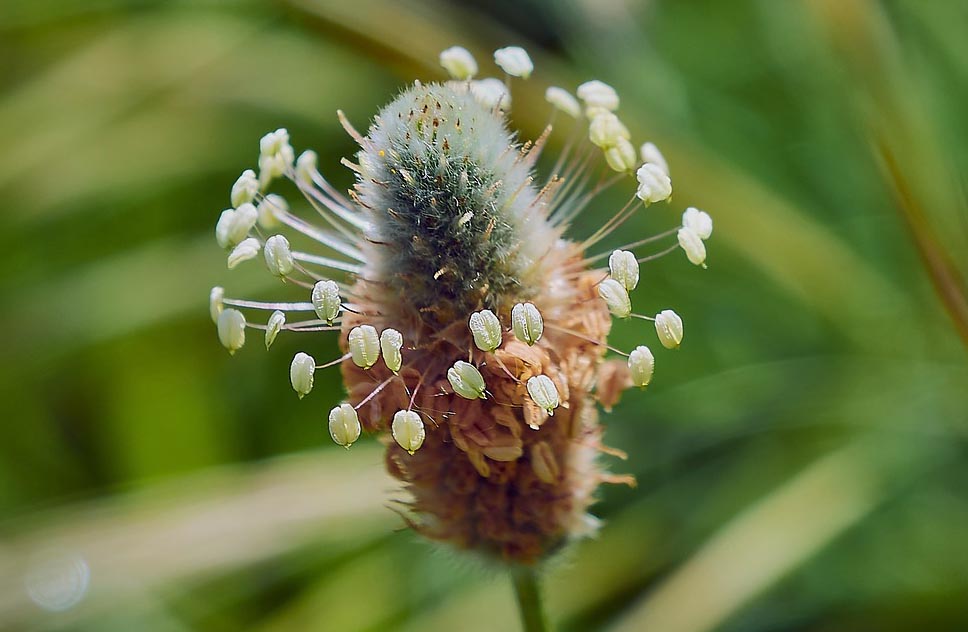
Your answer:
[603,137,638,173]
[231,169,259,208]
[439,46,478,80]
[527,375,560,416]
[392,410,426,455]
[469,309,502,352]
[628,345,655,388]
[217,308,246,355]
[265,310,285,350]
[289,352,315,398]
[263,235,294,276]
[677,227,707,267]
[380,328,403,373]
[511,302,543,346]
[447,361,487,400]
[348,325,380,369]
[655,309,684,349]
[227,238,261,269]
[545,87,580,118]
[209,286,224,324]
[311,280,341,325]
[328,403,362,448]
[609,250,639,291]
[682,207,713,240]
[598,278,632,319]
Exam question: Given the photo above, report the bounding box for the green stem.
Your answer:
[511,566,550,632]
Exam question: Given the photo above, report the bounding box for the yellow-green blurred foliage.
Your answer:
[1,1,966,630]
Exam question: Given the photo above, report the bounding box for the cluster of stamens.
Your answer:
[209,43,714,562]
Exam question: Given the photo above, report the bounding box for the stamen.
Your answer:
[223,298,315,312]
[583,228,679,264]
[270,203,365,262]
[636,243,679,263]
[317,352,353,370]
[292,251,363,274]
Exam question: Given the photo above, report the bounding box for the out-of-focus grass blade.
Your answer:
[0,445,392,629]
[606,437,911,632]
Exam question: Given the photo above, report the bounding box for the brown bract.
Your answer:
[341,241,630,565]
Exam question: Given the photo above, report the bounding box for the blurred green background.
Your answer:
[1,0,967,630]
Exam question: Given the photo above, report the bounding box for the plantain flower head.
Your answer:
[209,46,714,565]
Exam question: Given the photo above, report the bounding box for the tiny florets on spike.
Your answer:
[265,310,285,349]
[677,227,707,267]
[511,302,544,346]
[231,169,259,207]
[290,352,315,398]
[227,237,260,269]
[217,308,246,354]
[311,280,341,325]
[609,250,639,291]
[636,163,673,204]
[348,325,380,369]
[628,346,655,388]
[447,361,488,400]
[683,207,713,240]
[527,375,560,416]
[598,278,632,319]
[640,142,669,176]
[391,410,425,455]
[439,46,478,80]
[469,309,503,352]
[264,235,295,277]
[494,46,533,79]
[655,309,684,349]
[380,328,403,374]
[329,403,362,448]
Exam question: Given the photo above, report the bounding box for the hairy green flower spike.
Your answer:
[655,309,684,349]
[468,309,502,352]
[290,352,315,398]
[608,250,639,291]
[354,82,558,325]
[447,361,487,400]
[265,310,285,349]
[380,328,403,373]
[217,308,246,354]
[328,403,362,448]
[348,325,380,369]
[527,375,560,416]
[511,302,543,346]
[598,278,632,319]
[628,345,655,388]
[391,410,425,455]
[311,280,341,325]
